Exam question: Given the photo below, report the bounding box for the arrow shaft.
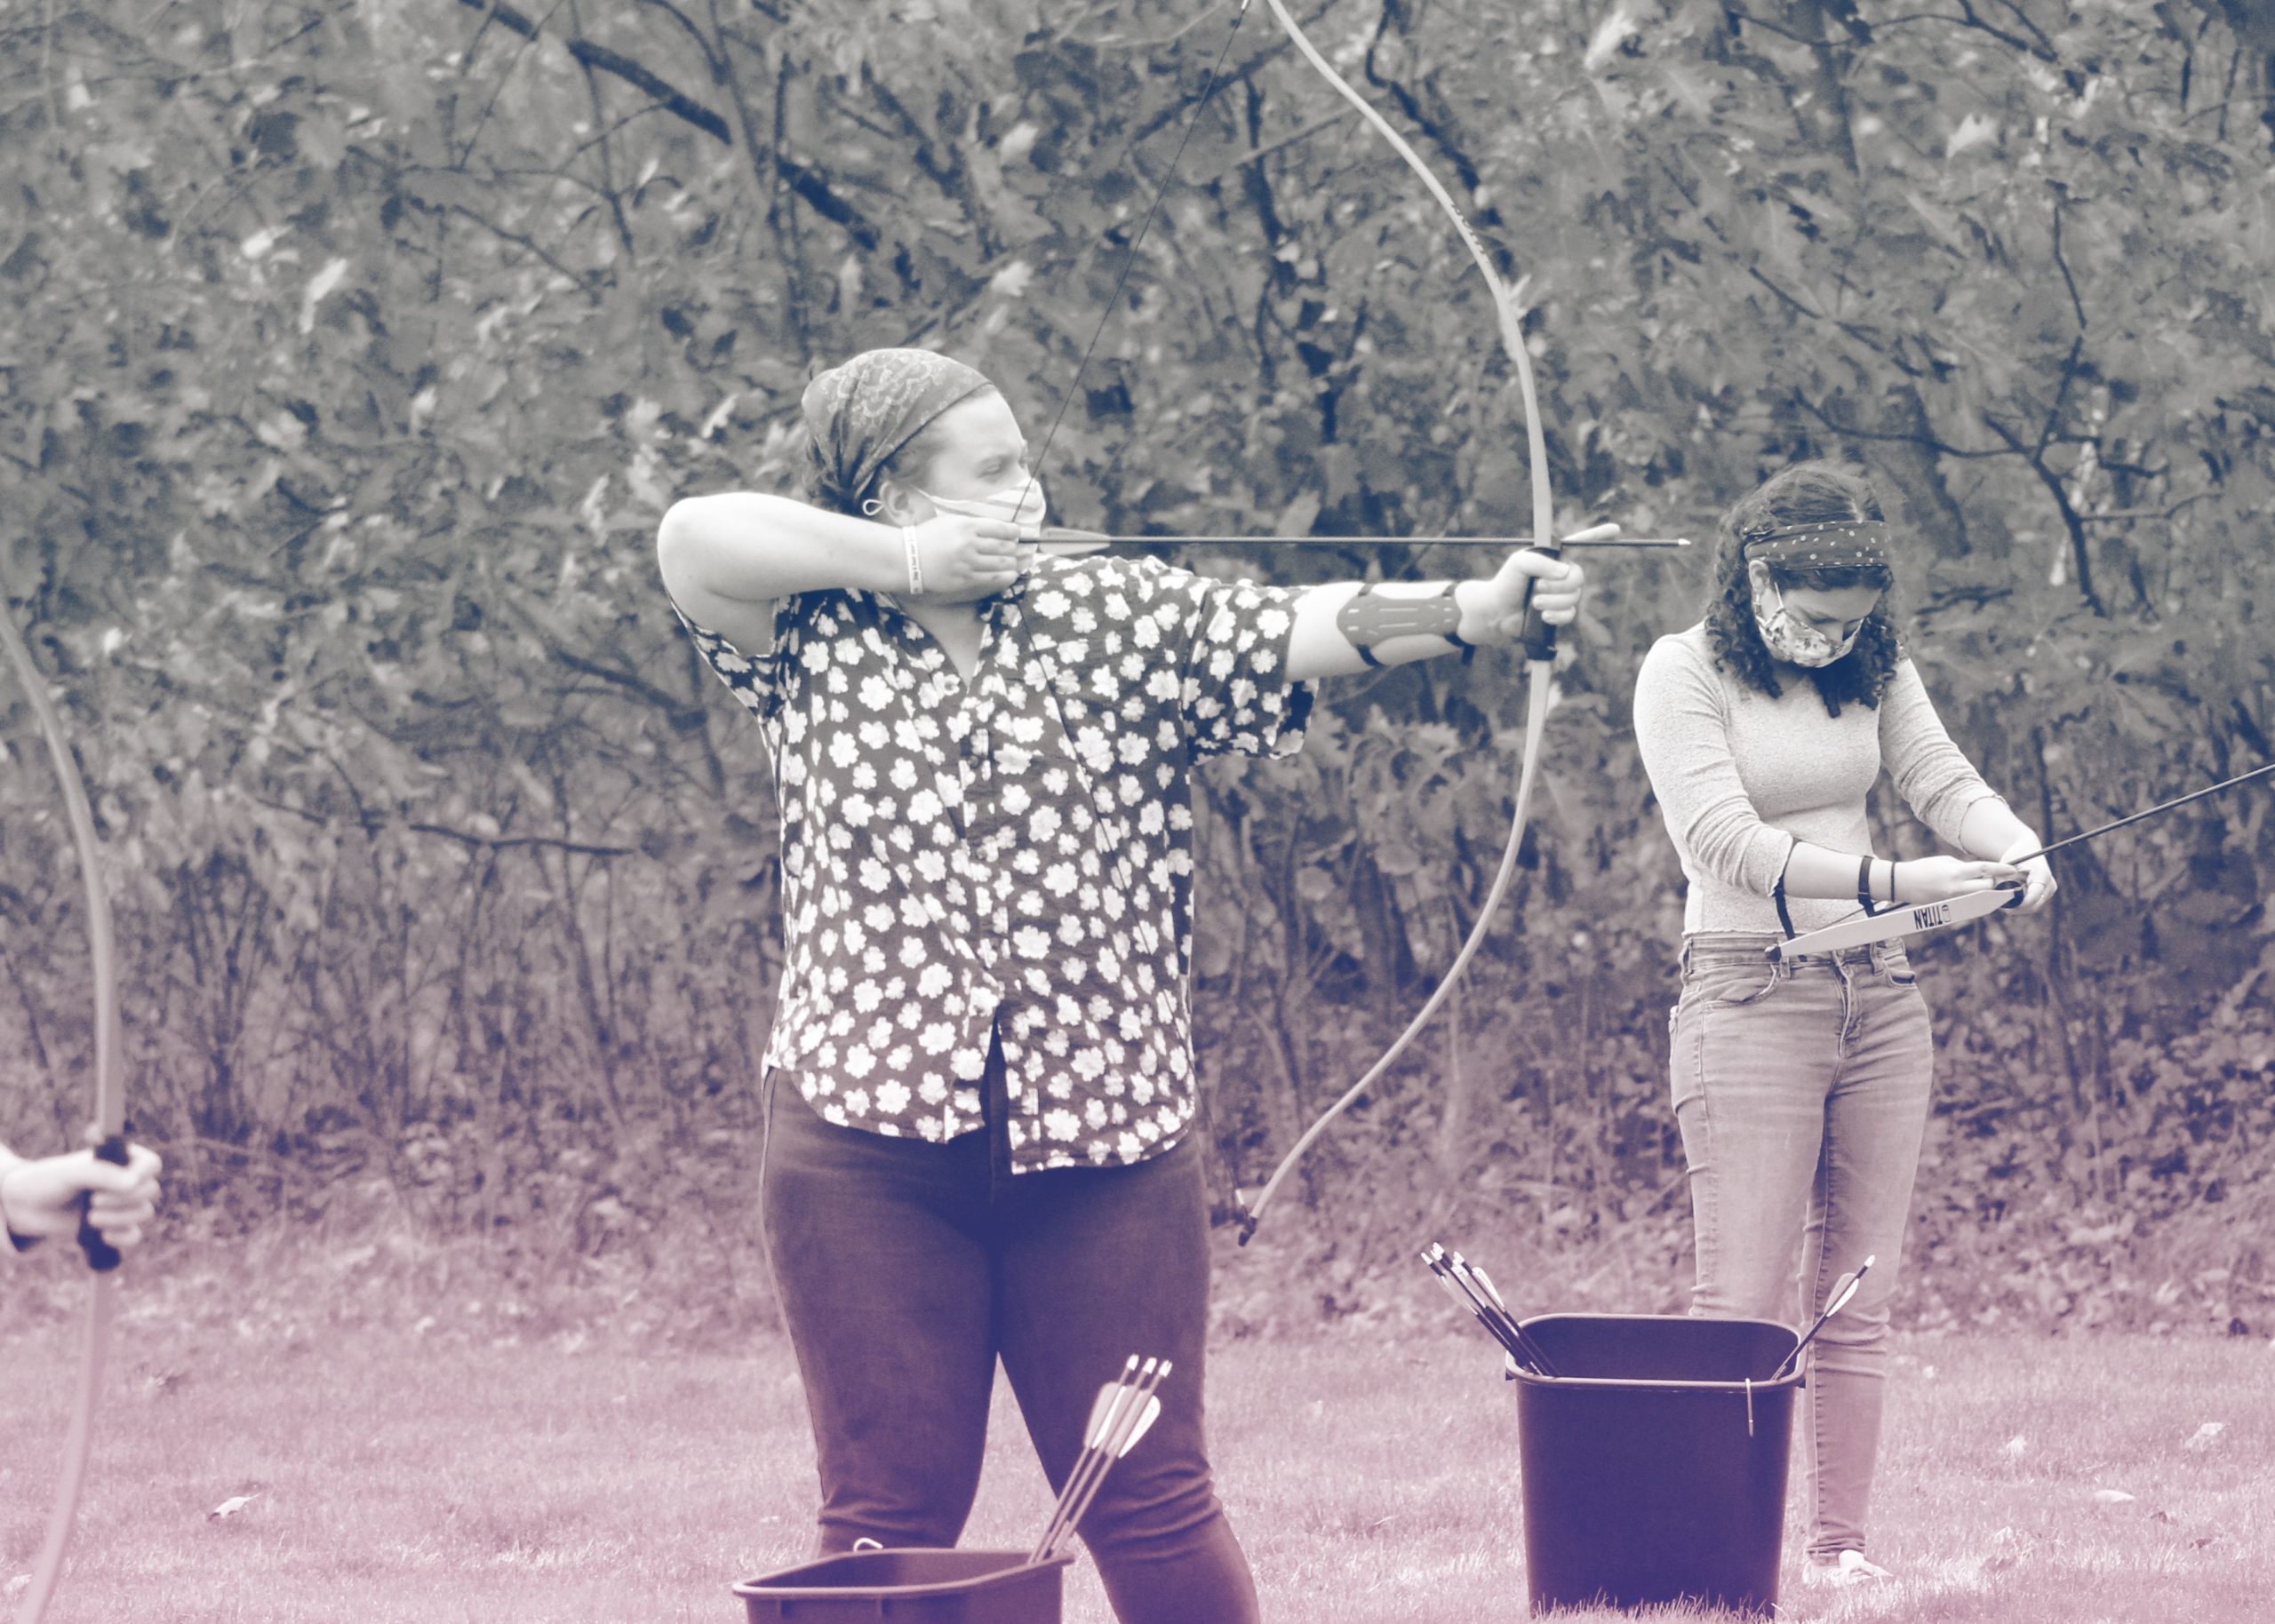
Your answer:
[1038,529,1690,549]
[2011,760,2275,865]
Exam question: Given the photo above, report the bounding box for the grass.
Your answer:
[1,1313,2267,1622]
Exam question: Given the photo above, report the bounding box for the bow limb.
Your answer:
[3,608,130,1624]
[1236,662,1553,1238]
[1763,758,2275,964]
[1257,0,1553,553]
[1762,887,2023,962]
[1235,0,1562,1241]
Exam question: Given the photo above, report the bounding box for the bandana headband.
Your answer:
[1741,519,1891,571]
[801,348,995,508]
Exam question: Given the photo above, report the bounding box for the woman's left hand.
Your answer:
[1997,832,2058,912]
[1480,550,1586,641]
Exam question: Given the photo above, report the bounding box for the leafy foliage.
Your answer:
[2,0,2271,1333]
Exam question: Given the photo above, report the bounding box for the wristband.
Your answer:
[901,526,923,595]
[1856,856,1876,915]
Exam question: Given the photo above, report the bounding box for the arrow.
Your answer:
[1029,1356,1172,1565]
[1771,1255,1874,1381]
[1036,527,1690,552]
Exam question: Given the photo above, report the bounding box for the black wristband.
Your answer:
[1856,856,1876,915]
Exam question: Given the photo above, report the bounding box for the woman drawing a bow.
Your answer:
[656,346,1583,1624]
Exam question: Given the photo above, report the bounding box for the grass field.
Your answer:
[1,1317,2265,1622]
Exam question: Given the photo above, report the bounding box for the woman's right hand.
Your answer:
[907,514,1028,603]
[1,1136,164,1250]
[1892,855,2025,905]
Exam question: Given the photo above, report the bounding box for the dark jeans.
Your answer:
[759,1042,1260,1624]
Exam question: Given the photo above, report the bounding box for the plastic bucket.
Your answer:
[1512,1314,1802,1617]
[731,1548,1073,1622]
[737,1546,1074,1619]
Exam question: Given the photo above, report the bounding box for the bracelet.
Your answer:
[902,525,923,595]
[1856,856,1875,915]
[1886,859,1904,906]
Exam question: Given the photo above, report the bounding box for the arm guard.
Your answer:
[1335,582,1474,667]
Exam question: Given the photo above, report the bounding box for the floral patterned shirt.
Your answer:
[671,553,1313,1171]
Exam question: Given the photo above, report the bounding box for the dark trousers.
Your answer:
[759,1044,1261,1624]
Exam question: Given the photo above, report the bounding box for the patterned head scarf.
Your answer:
[1740,519,1891,571]
[801,348,996,507]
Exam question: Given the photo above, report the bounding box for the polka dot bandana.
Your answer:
[802,348,995,506]
[1741,520,1891,570]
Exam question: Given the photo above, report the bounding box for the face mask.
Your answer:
[913,478,1048,531]
[1751,572,1867,667]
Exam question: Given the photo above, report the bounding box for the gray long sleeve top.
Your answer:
[1632,624,2005,936]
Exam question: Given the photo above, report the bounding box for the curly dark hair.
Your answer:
[800,389,1000,516]
[1704,461,1901,717]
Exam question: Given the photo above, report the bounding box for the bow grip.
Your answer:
[76,1134,129,1272]
[1515,542,1561,663]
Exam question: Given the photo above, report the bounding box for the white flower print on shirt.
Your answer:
[670,553,1312,1171]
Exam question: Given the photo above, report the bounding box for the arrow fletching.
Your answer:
[1826,1256,1874,1318]
[1109,1395,1162,1458]
[1773,1255,1877,1380]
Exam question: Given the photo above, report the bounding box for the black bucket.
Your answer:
[732,1548,1073,1622]
[1512,1314,1802,1617]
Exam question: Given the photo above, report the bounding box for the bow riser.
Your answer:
[1765,887,2021,961]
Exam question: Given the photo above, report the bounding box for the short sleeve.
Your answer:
[669,597,792,728]
[1153,564,1313,760]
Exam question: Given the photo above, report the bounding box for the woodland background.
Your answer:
[2,0,2272,1344]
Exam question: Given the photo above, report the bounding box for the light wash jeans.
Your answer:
[1668,931,1935,1563]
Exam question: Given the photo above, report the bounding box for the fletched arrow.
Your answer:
[1027,1356,1172,1566]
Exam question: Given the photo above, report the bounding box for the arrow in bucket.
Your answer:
[1461,1258,1564,1381]
[1449,1249,1562,1379]
[1420,1243,1561,1378]
[1029,1357,1171,1566]
[1770,1256,1876,1381]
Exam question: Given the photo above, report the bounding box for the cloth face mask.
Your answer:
[1752,573,1867,667]
[914,478,1049,531]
